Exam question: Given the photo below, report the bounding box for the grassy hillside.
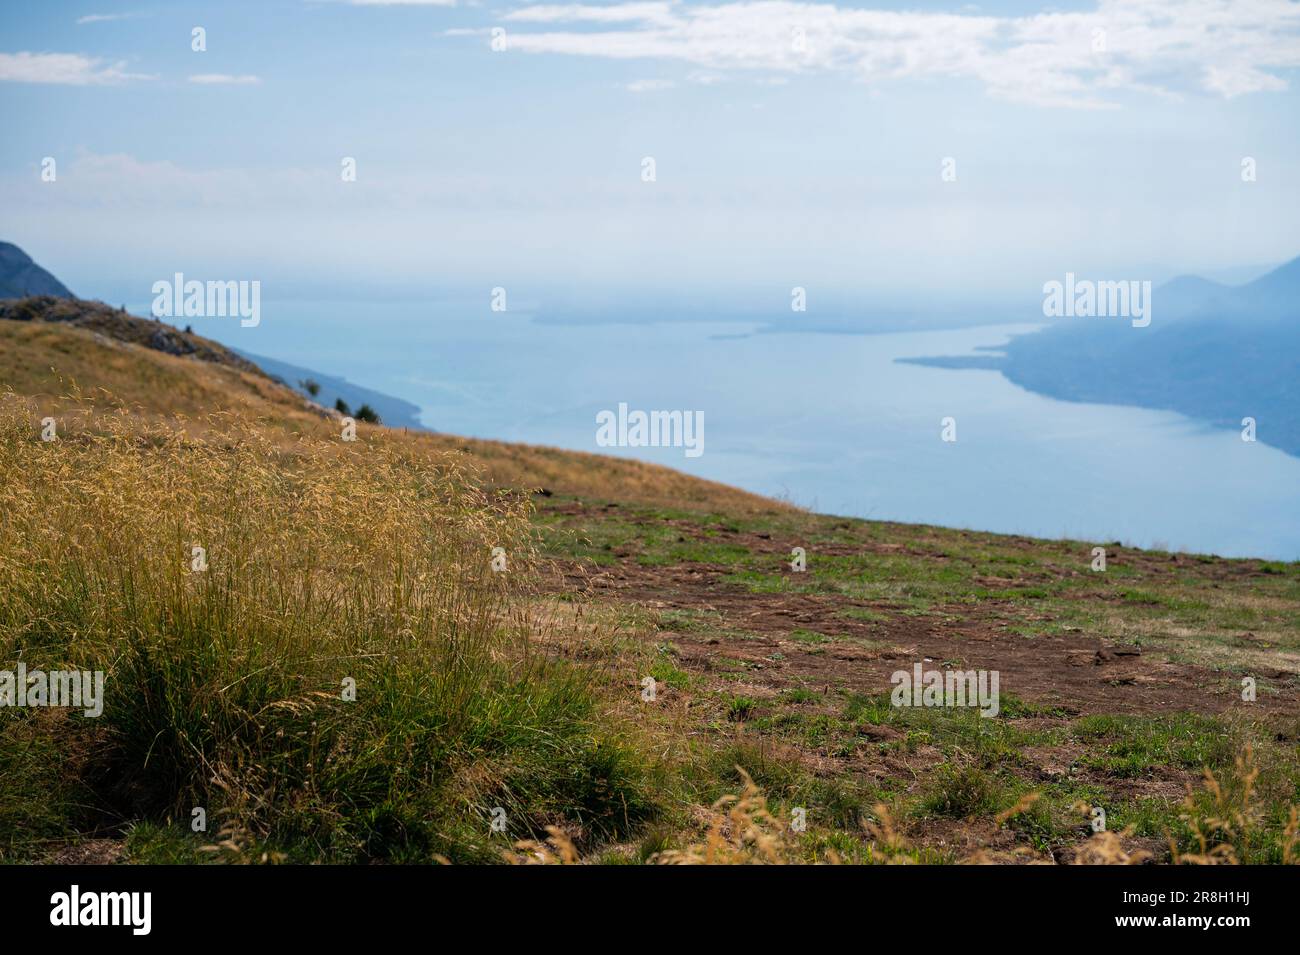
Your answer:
[1,306,1298,865]
[0,314,778,514]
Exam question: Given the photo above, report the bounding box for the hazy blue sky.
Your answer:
[3,0,1299,312]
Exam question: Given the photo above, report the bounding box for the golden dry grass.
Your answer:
[0,394,660,862]
[0,320,788,514]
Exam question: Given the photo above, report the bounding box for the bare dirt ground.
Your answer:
[538,501,1299,862]
[546,505,1297,719]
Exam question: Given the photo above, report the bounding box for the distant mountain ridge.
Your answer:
[1152,258,1300,324]
[902,256,1300,458]
[236,349,425,431]
[0,295,266,374]
[0,242,74,299]
[0,241,428,431]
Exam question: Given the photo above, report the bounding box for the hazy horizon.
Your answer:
[3,0,1300,308]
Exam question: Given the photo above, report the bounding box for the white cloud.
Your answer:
[5,150,538,211]
[507,3,678,25]
[348,0,458,6]
[0,52,150,85]
[687,70,725,85]
[491,0,1300,108]
[1203,63,1288,98]
[76,12,144,25]
[10,151,328,212]
[188,73,263,85]
[626,77,675,91]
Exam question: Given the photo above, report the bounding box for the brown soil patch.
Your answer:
[553,554,1297,718]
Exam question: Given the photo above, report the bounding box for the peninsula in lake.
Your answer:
[901,257,1300,458]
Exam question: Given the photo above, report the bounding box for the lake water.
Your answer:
[182,301,1300,561]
